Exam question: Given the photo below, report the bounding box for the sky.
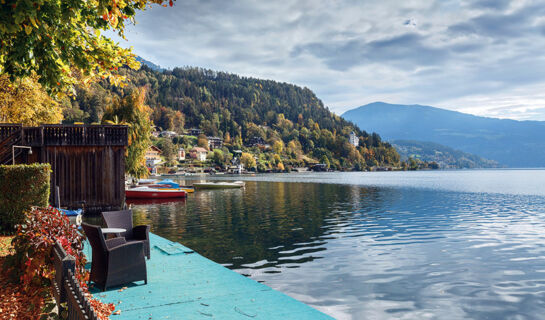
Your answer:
[111,0,545,121]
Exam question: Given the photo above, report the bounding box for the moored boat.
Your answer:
[138,178,158,185]
[148,179,195,193]
[192,181,245,189]
[126,186,187,199]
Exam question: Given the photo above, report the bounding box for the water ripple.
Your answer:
[118,171,545,320]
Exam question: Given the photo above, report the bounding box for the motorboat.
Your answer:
[126,186,187,199]
[192,181,245,189]
[138,178,158,185]
[147,179,195,193]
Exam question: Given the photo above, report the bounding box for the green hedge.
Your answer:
[0,163,51,233]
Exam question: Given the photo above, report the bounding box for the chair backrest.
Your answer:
[81,222,108,253]
[102,210,133,239]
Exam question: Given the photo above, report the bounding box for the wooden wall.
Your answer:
[42,146,126,213]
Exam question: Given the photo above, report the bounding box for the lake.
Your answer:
[127,170,545,319]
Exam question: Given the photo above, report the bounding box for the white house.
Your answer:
[349,131,359,147]
[190,147,208,161]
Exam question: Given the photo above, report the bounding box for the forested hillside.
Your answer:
[64,65,400,170]
[392,140,500,169]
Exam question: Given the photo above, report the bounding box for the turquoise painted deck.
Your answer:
[88,233,333,319]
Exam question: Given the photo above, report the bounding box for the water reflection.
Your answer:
[123,176,545,320]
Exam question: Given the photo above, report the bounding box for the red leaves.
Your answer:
[1,207,115,319]
[169,0,173,7]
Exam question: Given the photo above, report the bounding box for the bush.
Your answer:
[0,164,51,233]
[3,207,115,318]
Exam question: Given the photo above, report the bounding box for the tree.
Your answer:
[156,138,176,165]
[240,152,256,169]
[211,149,224,167]
[273,140,284,154]
[320,155,330,169]
[0,74,63,125]
[0,0,172,93]
[102,88,151,179]
[197,134,208,149]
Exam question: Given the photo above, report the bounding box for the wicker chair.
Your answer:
[81,223,147,291]
[101,210,151,259]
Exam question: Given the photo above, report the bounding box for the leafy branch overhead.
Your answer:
[0,0,174,94]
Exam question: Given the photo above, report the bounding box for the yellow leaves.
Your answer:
[24,24,32,35]
[0,75,63,125]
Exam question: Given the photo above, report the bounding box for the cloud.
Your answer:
[112,0,545,121]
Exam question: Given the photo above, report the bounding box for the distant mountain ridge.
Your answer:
[342,102,545,167]
[135,56,164,72]
[392,140,500,169]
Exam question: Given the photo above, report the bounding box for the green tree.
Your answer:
[320,155,330,169]
[211,149,225,167]
[0,0,171,93]
[102,88,151,179]
[156,138,176,166]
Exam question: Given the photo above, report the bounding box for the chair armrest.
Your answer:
[132,225,150,240]
[105,237,126,249]
[108,241,145,268]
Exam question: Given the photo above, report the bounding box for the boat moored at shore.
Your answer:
[193,181,245,189]
[126,186,187,199]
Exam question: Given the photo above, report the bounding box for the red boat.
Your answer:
[125,187,187,199]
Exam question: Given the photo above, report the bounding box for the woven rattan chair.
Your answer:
[81,223,147,291]
[101,210,151,259]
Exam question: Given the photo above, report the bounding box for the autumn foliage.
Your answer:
[2,207,115,319]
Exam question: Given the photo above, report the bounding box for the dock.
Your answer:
[89,233,333,319]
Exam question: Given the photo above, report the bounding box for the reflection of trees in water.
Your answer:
[131,181,394,270]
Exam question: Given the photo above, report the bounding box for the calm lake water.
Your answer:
[127,170,545,319]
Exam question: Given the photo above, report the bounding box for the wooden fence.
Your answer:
[53,241,98,320]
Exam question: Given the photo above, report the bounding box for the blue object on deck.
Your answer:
[154,242,194,255]
[59,208,83,216]
[87,233,333,319]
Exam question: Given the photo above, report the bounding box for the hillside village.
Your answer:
[145,127,367,174]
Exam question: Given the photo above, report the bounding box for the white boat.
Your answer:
[138,178,158,184]
[126,186,187,198]
[192,181,245,189]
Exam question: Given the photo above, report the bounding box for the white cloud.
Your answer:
[112,0,545,121]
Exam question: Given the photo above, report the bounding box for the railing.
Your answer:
[0,124,128,147]
[53,241,98,320]
[64,269,98,320]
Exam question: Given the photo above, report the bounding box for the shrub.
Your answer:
[3,207,115,318]
[0,164,51,233]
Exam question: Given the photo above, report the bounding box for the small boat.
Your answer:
[148,179,195,193]
[58,208,83,226]
[192,181,245,189]
[138,178,158,185]
[126,186,187,199]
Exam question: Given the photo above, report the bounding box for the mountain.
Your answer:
[342,102,545,167]
[392,140,500,169]
[135,56,164,72]
[65,65,401,170]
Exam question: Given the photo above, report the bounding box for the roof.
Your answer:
[148,145,162,153]
[191,147,208,153]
